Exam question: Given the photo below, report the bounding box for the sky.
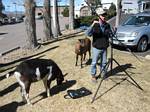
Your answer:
[2,0,116,12]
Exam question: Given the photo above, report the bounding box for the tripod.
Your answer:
[91,29,144,103]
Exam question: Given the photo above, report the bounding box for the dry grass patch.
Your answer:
[0,33,150,112]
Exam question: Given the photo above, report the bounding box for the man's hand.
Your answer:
[91,20,99,27]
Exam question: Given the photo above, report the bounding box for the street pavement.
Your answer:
[113,45,150,58]
[0,17,149,58]
[0,17,69,55]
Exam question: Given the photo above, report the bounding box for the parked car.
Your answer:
[79,24,89,31]
[2,17,9,25]
[113,11,150,52]
[15,17,24,23]
[8,17,16,24]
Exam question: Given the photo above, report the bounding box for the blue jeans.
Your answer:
[91,47,107,77]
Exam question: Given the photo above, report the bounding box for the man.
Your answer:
[86,10,111,82]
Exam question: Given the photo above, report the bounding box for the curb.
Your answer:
[0,30,83,57]
[0,46,20,57]
[118,50,150,60]
[145,55,150,60]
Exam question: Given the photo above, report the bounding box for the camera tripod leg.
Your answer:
[112,58,143,91]
[91,57,143,103]
[97,58,111,79]
[91,59,111,103]
[91,77,104,103]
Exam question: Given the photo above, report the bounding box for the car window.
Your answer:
[123,16,150,26]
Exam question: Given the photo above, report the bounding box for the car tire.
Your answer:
[137,36,148,52]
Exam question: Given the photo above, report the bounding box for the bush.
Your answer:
[74,16,97,28]
[61,7,69,17]
[74,12,116,29]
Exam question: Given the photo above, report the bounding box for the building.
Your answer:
[138,0,150,12]
[35,5,69,18]
[80,6,91,17]
[101,0,117,9]
[79,0,117,17]
[122,0,139,14]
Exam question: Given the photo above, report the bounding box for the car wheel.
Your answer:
[137,37,148,52]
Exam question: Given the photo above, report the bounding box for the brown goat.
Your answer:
[75,38,91,68]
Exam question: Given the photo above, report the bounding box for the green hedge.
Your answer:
[74,13,116,28]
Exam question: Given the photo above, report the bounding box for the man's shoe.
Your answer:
[91,77,97,83]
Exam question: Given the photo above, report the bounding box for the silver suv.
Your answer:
[113,12,150,52]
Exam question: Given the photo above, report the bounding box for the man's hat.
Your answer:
[96,8,106,15]
[98,10,106,15]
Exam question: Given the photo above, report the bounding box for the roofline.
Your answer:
[36,5,69,8]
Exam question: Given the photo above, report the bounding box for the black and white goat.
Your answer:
[6,58,64,105]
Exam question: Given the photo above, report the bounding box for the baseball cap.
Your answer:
[96,8,106,15]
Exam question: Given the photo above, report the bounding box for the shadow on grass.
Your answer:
[93,78,127,102]
[0,74,6,81]
[97,63,135,79]
[0,46,59,69]
[0,55,46,81]
[0,82,19,97]
[32,80,76,105]
[0,101,25,112]
[92,63,143,103]
[85,59,92,65]
[0,33,8,35]
[41,31,84,46]
[106,63,136,78]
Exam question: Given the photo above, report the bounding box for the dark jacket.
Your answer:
[86,22,111,49]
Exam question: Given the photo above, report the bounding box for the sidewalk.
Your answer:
[0,29,83,64]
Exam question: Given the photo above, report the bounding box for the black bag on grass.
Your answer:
[64,87,92,99]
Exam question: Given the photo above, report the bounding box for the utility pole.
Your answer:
[115,0,122,27]
[13,2,17,17]
[7,5,10,17]
[57,0,61,16]
[69,0,74,30]
[53,0,58,38]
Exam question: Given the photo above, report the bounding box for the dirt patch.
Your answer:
[0,32,150,112]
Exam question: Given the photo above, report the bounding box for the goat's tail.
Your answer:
[6,70,15,78]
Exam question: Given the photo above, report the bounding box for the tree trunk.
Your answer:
[0,0,4,14]
[69,0,74,30]
[0,0,6,17]
[43,0,53,42]
[24,0,38,49]
[52,0,61,38]
[56,1,62,36]
[115,0,122,27]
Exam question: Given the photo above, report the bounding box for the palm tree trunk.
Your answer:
[56,1,62,36]
[52,0,61,38]
[53,0,58,38]
[69,0,74,30]
[0,0,4,15]
[115,0,122,27]
[43,0,53,42]
[24,0,38,49]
